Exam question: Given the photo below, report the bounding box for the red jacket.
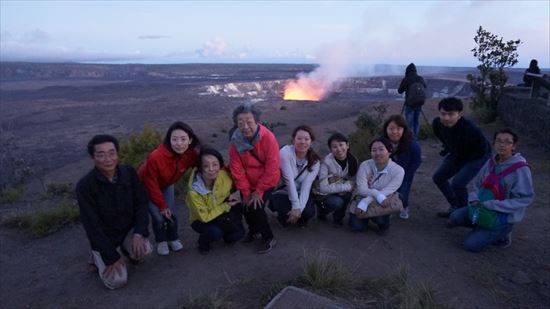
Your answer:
[138,144,198,210]
[229,124,280,199]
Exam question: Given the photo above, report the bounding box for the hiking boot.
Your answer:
[157,241,169,256]
[399,208,410,220]
[168,240,183,252]
[257,238,277,254]
[198,244,210,255]
[497,232,512,249]
[243,233,257,243]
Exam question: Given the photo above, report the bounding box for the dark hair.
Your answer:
[438,97,463,112]
[369,137,393,154]
[382,115,413,155]
[529,59,538,69]
[292,125,321,171]
[232,102,261,125]
[87,134,119,157]
[327,132,358,176]
[493,128,519,144]
[197,147,225,174]
[163,121,200,154]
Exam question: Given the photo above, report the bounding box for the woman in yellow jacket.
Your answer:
[186,147,244,254]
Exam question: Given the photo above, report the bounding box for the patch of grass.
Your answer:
[119,123,162,168]
[3,198,80,237]
[296,249,352,294]
[183,290,232,309]
[46,182,74,197]
[0,185,25,203]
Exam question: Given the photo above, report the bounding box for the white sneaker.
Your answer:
[399,208,410,220]
[168,240,183,252]
[157,241,169,256]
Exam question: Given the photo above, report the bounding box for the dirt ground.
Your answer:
[1,75,549,308]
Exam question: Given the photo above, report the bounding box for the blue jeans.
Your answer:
[398,179,413,209]
[348,213,390,232]
[449,206,513,252]
[190,211,244,250]
[432,154,490,210]
[317,193,351,223]
[404,105,421,138]
[147,185,179,243]
[270,193,316,227]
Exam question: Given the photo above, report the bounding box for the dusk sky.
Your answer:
[1,1,548,68]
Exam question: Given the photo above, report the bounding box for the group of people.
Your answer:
[77,95,534,289]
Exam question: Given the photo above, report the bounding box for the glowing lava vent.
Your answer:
[283,78,326,101]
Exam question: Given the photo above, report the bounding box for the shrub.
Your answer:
[0,185,25,204]
[418,122,436,140]
[119,124,162,168]
[349,104,387,161]
[3,198,80,237]
[46,182,74,197]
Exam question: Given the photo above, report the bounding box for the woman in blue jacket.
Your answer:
[382,115,421,219]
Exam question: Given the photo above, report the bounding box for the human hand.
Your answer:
[103,258,125,280]
[287,209,301,224]
[248,192,264,209]
[227,191,242,207]
[130,234,147,260]
[160,208,172,219]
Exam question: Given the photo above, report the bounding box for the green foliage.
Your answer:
[297,249,352,294]
[184,290,231,309]
[418,121,436,140]
[467,26,521,123]
[3,198,80,237]
[0,185,25,203]
[46,182,74,197]
[348,104,387,161]
[119,124,162,168]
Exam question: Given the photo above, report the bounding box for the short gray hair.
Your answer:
[232,102,261,125]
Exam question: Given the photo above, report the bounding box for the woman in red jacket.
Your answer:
[138,121,199,256]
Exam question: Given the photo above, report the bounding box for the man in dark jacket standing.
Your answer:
[76,134,151,289]
[398,63,427,138]
[432,97,491,217]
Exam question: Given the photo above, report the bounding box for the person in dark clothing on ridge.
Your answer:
[398,63,427,138]
[432,97,491,218]
[76,134,152,289]
[521,59,541,87]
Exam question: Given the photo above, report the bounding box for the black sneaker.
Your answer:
[257,238,277,254]
[437,207,457,218]
[198,245,210,255]
[243,233,257,243]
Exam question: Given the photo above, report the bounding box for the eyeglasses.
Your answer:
[94,151,118,161]
[494,140,514,145]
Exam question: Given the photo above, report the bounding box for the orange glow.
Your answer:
[283,79,325,101]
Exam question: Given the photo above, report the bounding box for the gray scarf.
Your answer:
[230,126,260,154]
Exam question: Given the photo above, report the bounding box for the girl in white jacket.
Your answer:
[316,133,358,226]
[270,125,321,227]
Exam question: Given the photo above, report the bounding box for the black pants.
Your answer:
[270,192,316,227]
[242,189,274,240]
[317,192,351,223]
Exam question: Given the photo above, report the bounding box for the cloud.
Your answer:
[137,35,170,39]
[0,42,147,62]
[196,38,227,58]
[20,29,50,43]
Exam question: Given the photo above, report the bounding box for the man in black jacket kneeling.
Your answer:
[76,134,151,289]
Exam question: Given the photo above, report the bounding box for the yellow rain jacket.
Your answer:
[186,168,233,223]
